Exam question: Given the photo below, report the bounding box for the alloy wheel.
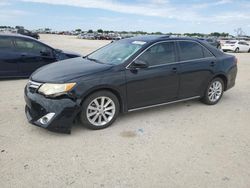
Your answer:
[208,81,223,102]
[86,96,116,126]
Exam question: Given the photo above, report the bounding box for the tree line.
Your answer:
[75,28,229,37]
[0,25,230,37]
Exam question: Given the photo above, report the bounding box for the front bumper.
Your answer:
[24,86,80,134]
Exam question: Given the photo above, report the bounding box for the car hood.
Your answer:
[31,57,113,83]
[61,50,81,57]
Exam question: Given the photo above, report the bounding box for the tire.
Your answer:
[248,48,250,53]
[80,90,120,130]
[201,77,224,105]
[235,48,239,53]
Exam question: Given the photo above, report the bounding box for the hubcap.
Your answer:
[86,96,115,126]
[208,81,223,102]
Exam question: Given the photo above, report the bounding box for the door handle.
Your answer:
[21,53,27,57]
[210,62,216,67]
[172,67,178,73]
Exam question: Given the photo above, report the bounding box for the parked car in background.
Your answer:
[221,40,250,53]
[17,28,40,39]
[218,37,235,46]
[24,36,237,133]
[236,37,250,44]
[197,38,221,49]
[0,33,81,78]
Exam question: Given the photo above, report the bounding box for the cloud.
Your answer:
[192,0,232,9]
[20,0,206,23]
[0,9,30,22]
[20,0,250,25]
[0,0,11,6]
[21,0,175,18]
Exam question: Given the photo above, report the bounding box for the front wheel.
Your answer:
[201,78,224,105]
[235,48,239,53]
[80,91,119,130]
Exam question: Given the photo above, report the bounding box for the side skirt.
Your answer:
[128,96,201,112]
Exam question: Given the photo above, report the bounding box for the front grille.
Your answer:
[28,80,42,93]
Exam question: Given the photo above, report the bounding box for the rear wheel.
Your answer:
[235,48,239,53]
[201,78,224,105]
[80,90,119,130]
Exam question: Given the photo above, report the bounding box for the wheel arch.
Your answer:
[213,74,228,91]
[79,86,125,113]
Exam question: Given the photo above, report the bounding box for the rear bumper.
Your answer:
[24,86,80,134]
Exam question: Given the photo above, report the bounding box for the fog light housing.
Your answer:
[37,113,55,126]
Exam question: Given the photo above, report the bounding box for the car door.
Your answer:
[0,36,21,77]
[125,41,180,110]
[245,42,250,52]
[177,41,216,99]
[14,37,56,76]
[238,42,248,52]
[237,42,243,52]
[242,42,250,52]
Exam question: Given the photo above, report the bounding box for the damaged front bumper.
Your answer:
[24,85,81,134]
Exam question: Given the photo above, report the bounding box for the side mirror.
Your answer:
[131,59,148,69]
[40,51,51,57]
[54,49,63,54]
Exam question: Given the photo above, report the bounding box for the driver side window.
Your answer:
[137,42,176,66]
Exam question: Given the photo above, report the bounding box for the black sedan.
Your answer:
[24,36,237,133]
[0,33,81,78]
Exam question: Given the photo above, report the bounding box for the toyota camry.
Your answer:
[24,35,237,133]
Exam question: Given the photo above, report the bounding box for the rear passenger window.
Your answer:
[178,41,203,61]
[203,47,214,58]
[0,37,13,49]
[137,42,176,66]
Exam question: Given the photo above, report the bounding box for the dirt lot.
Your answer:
[0,34,250,188]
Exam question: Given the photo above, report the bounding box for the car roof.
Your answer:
[127,35,207,43]
[126,35,170,42]
[125,35,224,57]
[0,33,35,40]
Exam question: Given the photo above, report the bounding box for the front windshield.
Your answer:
[87,40,146,65]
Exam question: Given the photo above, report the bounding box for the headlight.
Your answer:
[38,83,76,97]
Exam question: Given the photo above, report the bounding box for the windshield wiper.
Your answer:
[86,57,104,64]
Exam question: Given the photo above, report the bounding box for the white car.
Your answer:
[221,40,250,53]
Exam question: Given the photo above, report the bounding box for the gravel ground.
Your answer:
[0,34,250,188]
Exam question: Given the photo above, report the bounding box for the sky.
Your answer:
[1,0,250,35]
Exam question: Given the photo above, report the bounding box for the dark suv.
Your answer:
[24,36,237,133]
[0,34,81,78]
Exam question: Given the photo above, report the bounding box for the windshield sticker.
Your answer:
[132,41,146,45]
